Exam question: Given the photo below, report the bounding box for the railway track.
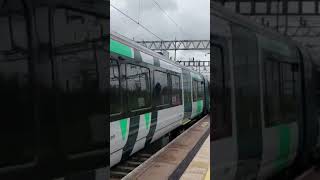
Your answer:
[110,151,154,180]
[110,116,205,180]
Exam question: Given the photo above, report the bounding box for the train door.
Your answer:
[257,36,301,178]
[191,74,205,118]
[231,25,263,179]
[182,69,192,123]
[204,79,210,114]
[211,15,237,180]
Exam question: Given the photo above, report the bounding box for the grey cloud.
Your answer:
[111,0,209,40]
[111,0,210,76]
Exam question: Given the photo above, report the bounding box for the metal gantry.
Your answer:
[176,60,210,74]
[136,40,210,51]
[176,60,210,67]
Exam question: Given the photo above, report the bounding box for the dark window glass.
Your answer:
[54,7,106,154]
[212,43,232,139]
[55,49,105,154]
[171,74,182,106]
[53,8,107,47]
[192,79,198,101]
[154,71,170,106]
[264,58,298,127]
[0,0,35,167]
[198,81,204,100]
[126,64,151,110]
[264,60,281,126]
[110,60,121,114]
[280,63,297,123]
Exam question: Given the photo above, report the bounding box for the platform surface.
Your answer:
[180,135,210,180]
[123,115,210,180]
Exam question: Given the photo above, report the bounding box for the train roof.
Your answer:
[110,31,208,79]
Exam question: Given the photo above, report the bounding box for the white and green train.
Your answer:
[212,2,320,180]
[110,32,210,167]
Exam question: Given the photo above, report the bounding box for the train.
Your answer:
[110,32,210,167]
[211,2,320,180]
[0,0,108,179]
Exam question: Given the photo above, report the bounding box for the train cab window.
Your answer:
[171,74,182,106]
[126,64,151,110]
[154,71,170,106]
[192,79,198,101]
[110,60,121,114]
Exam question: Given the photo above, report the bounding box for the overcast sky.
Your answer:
[110,0,210,77]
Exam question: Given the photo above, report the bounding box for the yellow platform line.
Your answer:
[204,166,210,180]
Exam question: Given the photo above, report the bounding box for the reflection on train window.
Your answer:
[127,64,151,110]
[154,71,170,106]
[53,8,106,47]
[171,74,182,106]
[192,79,198,101]
[264,59,298,127]
[110,60,121,114]
[54,43,103,154]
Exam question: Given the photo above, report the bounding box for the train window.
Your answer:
[281,63,298,123]
[171,74,182,106]
[192,79,198,102]
[264,60,281,127]
[198,81,204,100]
[110,60,121,114]
[154,71,170,106]
[126,64,151,110]
[264,59,298,127]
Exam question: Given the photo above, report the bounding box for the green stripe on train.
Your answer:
[197,100,203,114]
[110,39,133,58]
[144,112,151,130]
[276,125,291,170]
[120,118,128,141]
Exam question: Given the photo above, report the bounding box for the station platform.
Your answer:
[123,115,210,180]
[180,136,210,180]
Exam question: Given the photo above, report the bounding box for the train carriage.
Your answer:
[110,32,209,167]
[211,2,320,180]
